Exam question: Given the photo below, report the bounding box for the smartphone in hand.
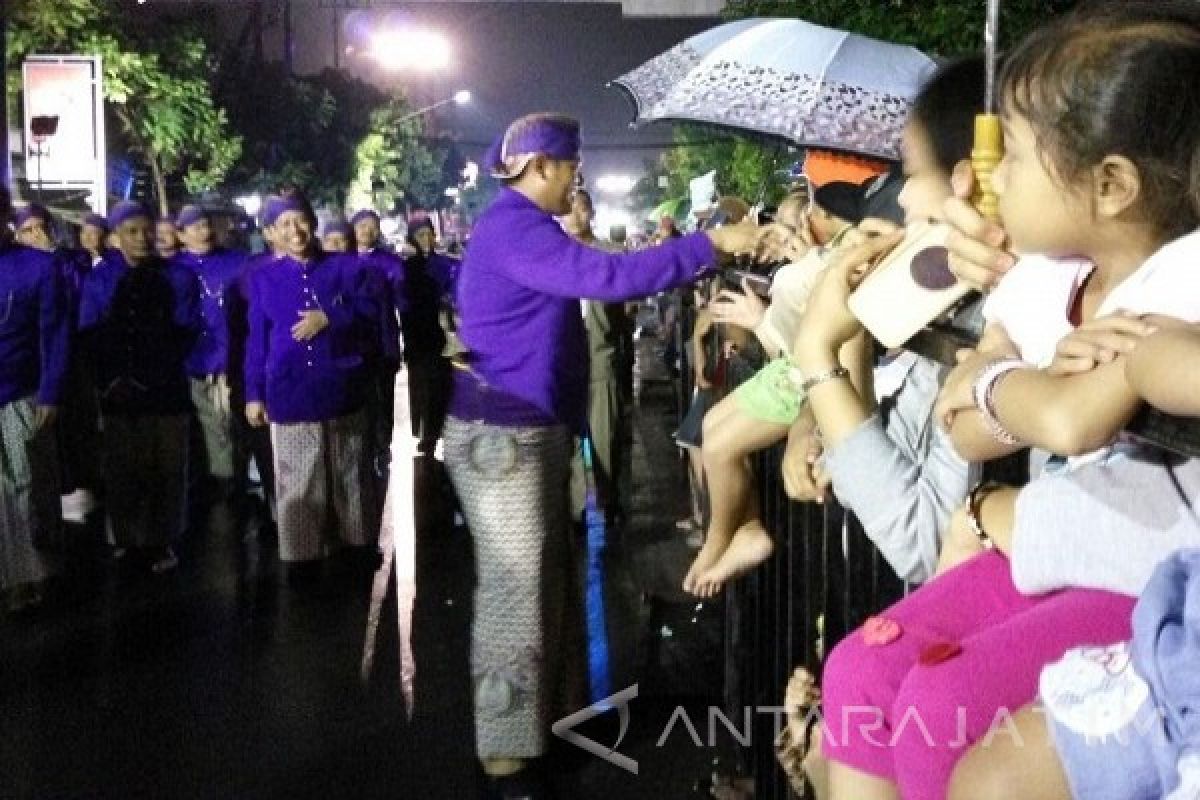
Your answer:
[847,221,971,348]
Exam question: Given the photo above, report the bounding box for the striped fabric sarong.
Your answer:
[0,396,59,591]
[443,415,573,760]
[270,409,378,562]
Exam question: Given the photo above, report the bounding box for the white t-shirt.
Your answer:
[754,248,828,357]
[983,229,1200,367]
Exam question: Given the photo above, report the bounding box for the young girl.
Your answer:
[683,185,862,598]
[817,6,1200,800]
[948,324,1200,800]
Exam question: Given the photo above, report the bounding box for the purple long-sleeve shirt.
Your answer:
[243,252,378,423]
[0,242,71,407]
[357,246,407,364]
[173,247,247,377]
[450,187,716,430]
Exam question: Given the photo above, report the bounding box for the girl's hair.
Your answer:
[910,55,988,177]
[1001,1,1200,239]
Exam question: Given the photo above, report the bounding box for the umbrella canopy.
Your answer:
[613,17,937,160]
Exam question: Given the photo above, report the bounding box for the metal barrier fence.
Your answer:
[670,291,906,799]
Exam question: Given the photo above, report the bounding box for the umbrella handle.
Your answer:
[971,114,1004,222]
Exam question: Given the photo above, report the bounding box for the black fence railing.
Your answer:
[669,290,906,800]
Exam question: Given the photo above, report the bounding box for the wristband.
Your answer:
[965,481,1005,550]
[796,365,850,393]
[971,358,1026,446]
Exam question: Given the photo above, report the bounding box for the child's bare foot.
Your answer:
[694,526,774,597]
[683,536,729,595]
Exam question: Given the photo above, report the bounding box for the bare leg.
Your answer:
[694,491,774,597]
[683,397,788,595]
[948,704,1071,800]
[828,762,899,800]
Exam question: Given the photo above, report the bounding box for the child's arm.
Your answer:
[1125,321,1200,416]
[940,323,1142,459]
[938,323,1026,462]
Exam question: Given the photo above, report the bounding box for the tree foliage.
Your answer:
[346,98,446,213]
[721,0,1079,56]
[8,0,242,214]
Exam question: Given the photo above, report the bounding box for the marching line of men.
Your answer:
[0,188,458,612]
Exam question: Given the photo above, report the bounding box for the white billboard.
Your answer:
[22,55,107,213]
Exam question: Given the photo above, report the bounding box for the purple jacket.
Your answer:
[243,252,378,423]
[357,246,407,364]
[0,242,71,407]
[450,187,715,430]
[173,247,247,377]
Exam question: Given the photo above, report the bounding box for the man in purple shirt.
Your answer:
[444,112,762,796]
[0,191,71,610]
[14,204,102,524]
[244,194,380,580]
[174,205,247,491]
[351,208,408,472]
[79,201,200,573]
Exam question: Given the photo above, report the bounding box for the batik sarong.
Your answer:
[443,415,573,759]
[270,409,378,562]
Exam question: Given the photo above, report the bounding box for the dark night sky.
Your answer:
[227,2,721,179]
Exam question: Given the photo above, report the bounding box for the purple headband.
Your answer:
[108,201,152,229]
[262,194,314,227]
[176,205,209,229]
[82,213,109,232]
[484,113,582,179]
[323,220,351,238]
[14,204,50,229]
[350,209,379,226]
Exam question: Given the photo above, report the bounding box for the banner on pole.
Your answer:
[22,55,107,213]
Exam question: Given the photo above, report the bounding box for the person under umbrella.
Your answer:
[78,201,201,573]
[243,194,380,583]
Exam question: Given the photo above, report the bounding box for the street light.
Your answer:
[397,89,472,124]
[368,29,451,72]
[596,174,637,195]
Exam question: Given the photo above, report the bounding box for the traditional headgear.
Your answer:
[108,201,152,229]
[262,193,315,227]
[82,213,109,232]
[483,113,582,180]
[176,204,209,230]
[13,204,50,229]
[350,209,380,226]
[322,220,351,238]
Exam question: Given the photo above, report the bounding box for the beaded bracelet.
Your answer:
[971,358,1026,446]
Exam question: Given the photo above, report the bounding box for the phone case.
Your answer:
[847,221,971,348]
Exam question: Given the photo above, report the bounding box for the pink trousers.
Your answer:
[820,551,1135,800]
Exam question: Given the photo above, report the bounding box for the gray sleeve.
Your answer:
[1011,447,1200,596]
[825,415,973,585]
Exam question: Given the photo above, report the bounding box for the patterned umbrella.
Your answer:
[612,17,937,160]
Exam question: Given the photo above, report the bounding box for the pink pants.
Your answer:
[821,551,1135,800]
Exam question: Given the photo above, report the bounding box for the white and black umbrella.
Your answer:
[613,17,937,160]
